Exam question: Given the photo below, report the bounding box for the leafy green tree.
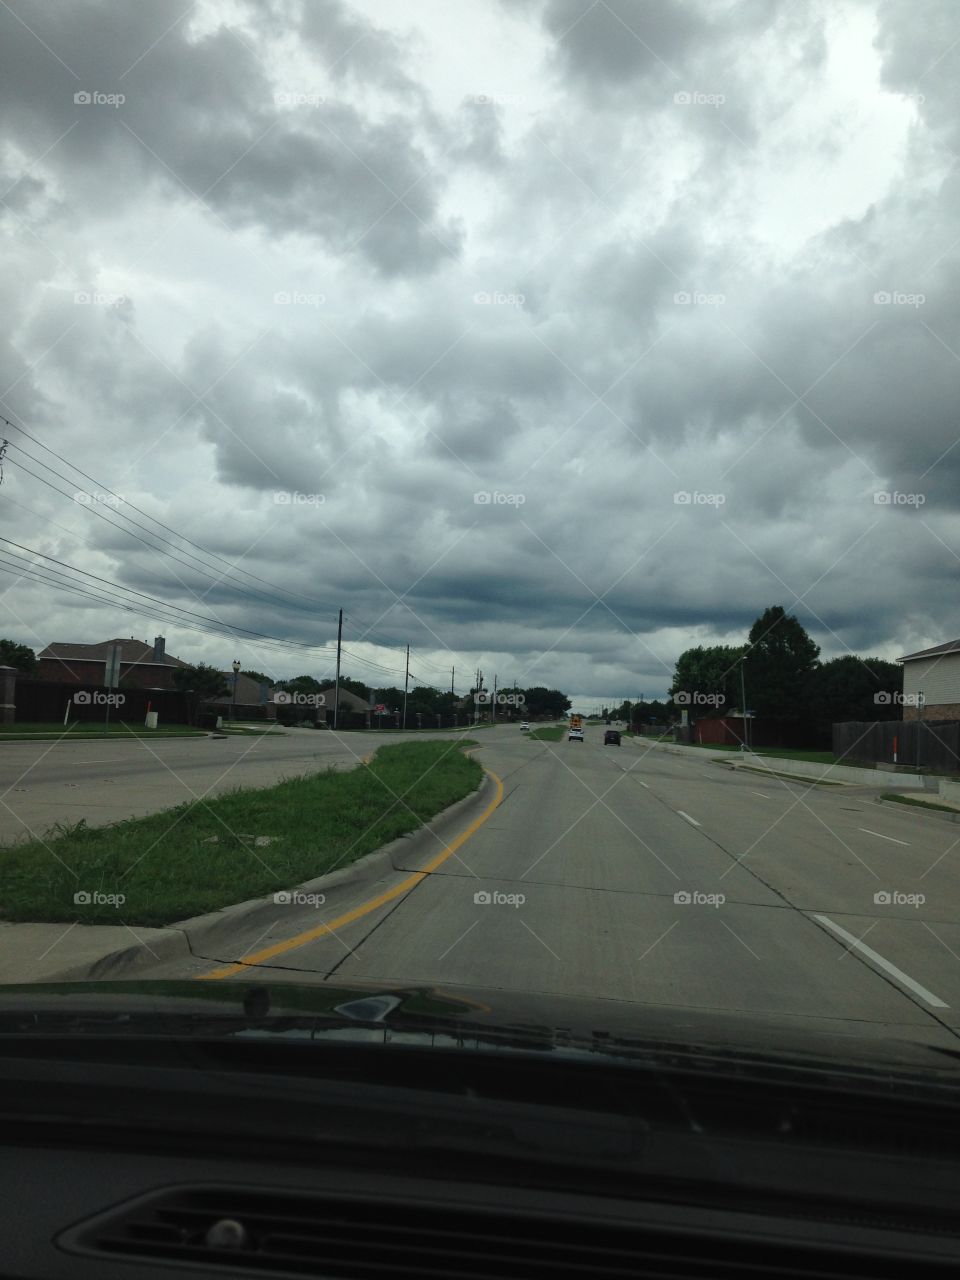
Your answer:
[374,687,406,712]
[317,676,370,700]
[241,669,272,685]
[802,655,902,725]
[744,606,820,717]
[172,663,230,724]
[0,639,37,672]
[276,674,325,696]
[670,645,744,715]
[522,687,571,718]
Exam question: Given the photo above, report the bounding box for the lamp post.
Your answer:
[232,659,241,722]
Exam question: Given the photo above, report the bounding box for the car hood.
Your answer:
[0,978,957,1090]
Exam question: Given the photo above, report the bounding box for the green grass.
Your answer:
[0,721,204,739]
[729,764,841,786]
[0,739,482,927]
[528,725,565,741]
[685,742,836,764]
[881,793,960,813]
[218,723,287,735]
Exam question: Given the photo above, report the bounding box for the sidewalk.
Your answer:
[625,736,928,788]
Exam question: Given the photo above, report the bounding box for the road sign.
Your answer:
[104,644,121,689]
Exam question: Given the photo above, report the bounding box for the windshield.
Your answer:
[0,0,958,1081]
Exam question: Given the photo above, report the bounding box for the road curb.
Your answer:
[874,795,960,825]
[42,770,496,982]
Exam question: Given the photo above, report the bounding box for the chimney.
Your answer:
[152,635,166,663]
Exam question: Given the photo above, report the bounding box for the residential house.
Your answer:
[36,636,188,689]
[899,639,960,720]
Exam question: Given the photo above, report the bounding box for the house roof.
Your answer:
[39,638,189,667]
[898,639,960,663]
[210,672,275,703]
[319,687,369,713]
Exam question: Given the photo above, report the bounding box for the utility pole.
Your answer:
[451,666,455,694]
[402,645,410,730]
[492,674,498,723]
[333,608,343,730]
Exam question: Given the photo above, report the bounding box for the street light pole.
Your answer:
[232,659,241,722]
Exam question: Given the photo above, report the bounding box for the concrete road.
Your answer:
[142,726,960,1043]
[0,727,474,844]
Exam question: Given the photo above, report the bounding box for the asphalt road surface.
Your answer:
[138,726,960,1044]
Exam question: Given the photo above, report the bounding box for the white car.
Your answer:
[520,722,530,732]
[568,728,584,742]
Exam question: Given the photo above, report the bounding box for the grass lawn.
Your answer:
[686,743,836,765]
[528,725,565,741]
[0,739,481,926]
[0,721,205,739]
[732,765,842,786]
[218,723,288,735]
[881,793,960,813]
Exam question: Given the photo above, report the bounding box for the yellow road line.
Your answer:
[196,768,504,980]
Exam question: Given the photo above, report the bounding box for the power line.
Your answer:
[0,535,337,657]
[0,414,344,620]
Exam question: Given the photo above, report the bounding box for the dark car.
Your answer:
[604,729,621,745]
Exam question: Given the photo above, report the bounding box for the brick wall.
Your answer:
[35,658,179,689]
[902,703,960,721]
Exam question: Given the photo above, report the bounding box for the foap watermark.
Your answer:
[874,691,922,707]
[74,90,125,108]
[873,490,925,506]
[474,889,526,908]
[674,691,726,708]
[674,890,725,907]
[273,691,326,707]
[673,290,725,307]
[874,890,925,908]
[274,491,325,505]
[274,290,325,307]
[273,889,326,906]
[473,290,525,307]
[674,490,725,506]
[274,91,327,107]
[474,490,525,506]
[74,291,126,306]
[474,691,525,707]
[74,691,124,707]
[673,90,725,107]
[74,890,126,908]
[74,490,124,507]
[874,290,925,308]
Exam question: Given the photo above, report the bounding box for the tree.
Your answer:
[802,655,902,726]
[744,606,820,718]
[241,669,272,685]
[0,639,37,672]
[172,663,230,725]
[275,674,325,696]
[670,645,744,716]
[521,687,571,718]
[317,675,370,700]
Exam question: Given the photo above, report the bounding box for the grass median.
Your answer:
[0,721,205,739]
[0,739,481,927]
[528,726,565,741]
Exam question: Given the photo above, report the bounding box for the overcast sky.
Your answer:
[1,0,958,709]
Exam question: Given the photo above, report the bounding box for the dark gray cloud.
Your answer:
[2,0,960,704]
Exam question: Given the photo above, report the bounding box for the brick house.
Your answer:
[35,635,189,689]
[899,639,960,720]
